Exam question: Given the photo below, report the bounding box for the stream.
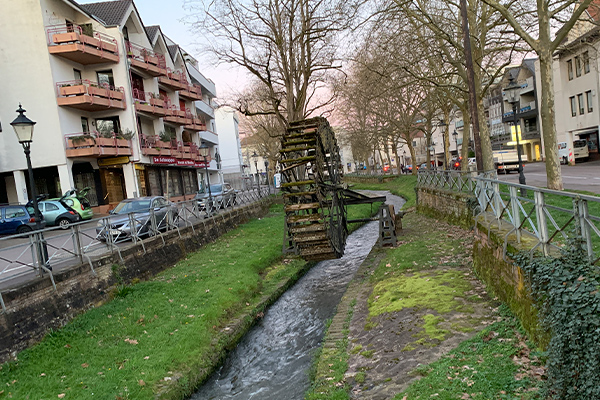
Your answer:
[191,191,404,400]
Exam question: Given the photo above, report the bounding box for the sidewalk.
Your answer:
[308,210,544,399]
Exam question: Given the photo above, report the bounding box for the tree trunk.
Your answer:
[443,110,451,170]
[460,104,470,171]
[426,134,432,170]
[539,50,563,190]
[473,65,495,171]
[409,142,418,175]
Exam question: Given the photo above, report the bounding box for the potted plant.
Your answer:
[68,134,95,147]
[150,93,165,107]
[116,128,134,146]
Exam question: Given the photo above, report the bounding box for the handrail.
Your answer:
[125,41,166,69]
[46,24,118,55]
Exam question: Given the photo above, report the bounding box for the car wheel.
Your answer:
[57,218,71,229]
[17,225,33,234]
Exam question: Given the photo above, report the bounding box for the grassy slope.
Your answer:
[2,203,377,400]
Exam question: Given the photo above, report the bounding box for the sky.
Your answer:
[78,0,248,99]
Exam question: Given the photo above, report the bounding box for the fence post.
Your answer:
[578,199,594,261]
[72,224,83,264]
[493,181,501,220]
[534,191,549,256]
[509,186,521,243]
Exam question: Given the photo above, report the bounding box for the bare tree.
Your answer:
[188,0,362,126]
[479,0,595,190]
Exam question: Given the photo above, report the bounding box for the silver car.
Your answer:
[96,196,177,241]
[194,183,237,211]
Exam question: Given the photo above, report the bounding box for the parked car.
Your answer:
[195,183,237,211]
[37,200,80,228]
[95,196,177,241]
[0,205,46,235]
[60,188,94,220]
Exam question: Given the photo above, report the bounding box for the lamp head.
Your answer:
[199,141,210,157]
[504,75,521,105]
[11,104,36,144]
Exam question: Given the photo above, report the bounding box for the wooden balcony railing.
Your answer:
[47,24,119,64]
[126,41,167,77]
[64,131,132,158]
[56,79,125,111]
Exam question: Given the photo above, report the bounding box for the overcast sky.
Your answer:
[78,0,247,98]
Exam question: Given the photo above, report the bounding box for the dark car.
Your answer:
[0,205,46,235]
[195,183,237,211]
[95,196,177,241]
[38,200,81,228]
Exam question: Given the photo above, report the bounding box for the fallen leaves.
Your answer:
[124,338,138,345]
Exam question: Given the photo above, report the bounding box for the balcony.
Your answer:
[183,116,207,131]
[64,132,132,158]
[139,134,174,156]
[126,42,167,77]
[164,107,193,125]
[56,80,126,111]
[158,70,187,91]
[179,84,203,101]
[133,89,169,117]
[47,24,119,64]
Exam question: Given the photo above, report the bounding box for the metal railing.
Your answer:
[417,170,600,264]
[0,187,272,312]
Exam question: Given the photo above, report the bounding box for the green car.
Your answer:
[58,188,94,220]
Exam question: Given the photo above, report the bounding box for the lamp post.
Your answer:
[10,104,48,270]
[264,160,270,193]
[452,130,459,169]
[199,142,213,212]
[504,76,527,196]
[402,150,406,173]
[429,142,436,170]
[437,119,448,170]
[251,151,259,193]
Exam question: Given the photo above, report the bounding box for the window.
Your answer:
[578,93,585,114]
[570,96,577,116]
[123,26,129,42]
[73,69,82,81]
[5,207,26,219]
[96,70,114,88]
[45,203,59,212]
[584,51,590,74]
[95,117,120,137]
[587,90,594,112]
[575,56,582,77]
[568,60,574,80]
[131,73,145,101]
[81,117,89,133]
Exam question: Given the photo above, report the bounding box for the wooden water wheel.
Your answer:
[280,117,348,261]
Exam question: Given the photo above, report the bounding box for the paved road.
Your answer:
[0,188,271,294]
[497,159,600,194]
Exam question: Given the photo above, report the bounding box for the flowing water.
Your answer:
[191,192,404,400]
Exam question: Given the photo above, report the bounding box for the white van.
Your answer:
[558,140,589,164]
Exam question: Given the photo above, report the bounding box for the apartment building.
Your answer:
[0,0,218,211]
[549,27,600,163]
[214,106,244,188]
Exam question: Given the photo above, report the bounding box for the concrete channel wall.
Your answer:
[416,186,547,345]
[0,200,272,363]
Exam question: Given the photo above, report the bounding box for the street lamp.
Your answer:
[10,104,48,269]
[251,151,259,192]
[429,142,436,170]
[403,150,406,172]
[264,160,270,194]
[504,76,527,196]
[199,142,213,212]
[437,119,448,169]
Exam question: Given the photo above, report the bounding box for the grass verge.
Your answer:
[394,306,544,400]
[305,299,356,400]
[1,203,378,400]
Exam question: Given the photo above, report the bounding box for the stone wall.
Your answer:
[472,218,548,346]
[416,187,475,229]
[0,200,272,362]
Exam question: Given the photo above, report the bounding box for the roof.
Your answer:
[146,25,160,43]
[168,44,180,60]
[79,0,132,26]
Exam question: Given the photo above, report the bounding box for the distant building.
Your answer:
[214,106,244,189]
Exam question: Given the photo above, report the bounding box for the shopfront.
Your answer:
[97,156,130,205]
[142,157,207,201]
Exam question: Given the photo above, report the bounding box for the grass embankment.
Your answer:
[395,306,544,400]
[1,203,377,400]
[307,178,543,399]
[348,175,418,209]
